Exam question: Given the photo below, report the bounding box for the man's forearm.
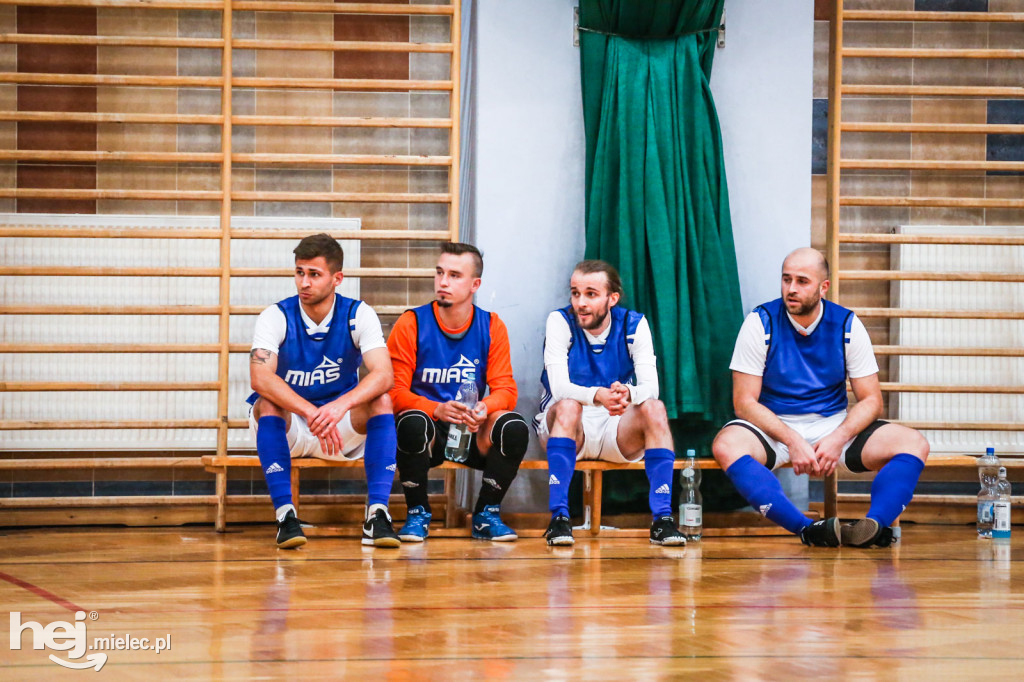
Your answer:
[333,368,392,413]
[735,399,799,448]
[251,370,317,420]
[830,396,882,444]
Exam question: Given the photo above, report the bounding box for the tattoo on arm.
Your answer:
[250,348,274,365]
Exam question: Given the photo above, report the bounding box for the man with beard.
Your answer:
[712,248,929,548]
[535,260,686,547]
[387,242,528,542]
[248,233,400,549]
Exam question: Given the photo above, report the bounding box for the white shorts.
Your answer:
[533,405,641,464]
[725,412,886,473]
[248,405,366,461]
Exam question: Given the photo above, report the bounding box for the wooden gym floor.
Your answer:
[1,524,1021,680]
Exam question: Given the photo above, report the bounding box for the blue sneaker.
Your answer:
[398,505,431,542]
[472,505,517,542]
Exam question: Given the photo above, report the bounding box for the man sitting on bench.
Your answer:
[248,233,400,549]
[534,259,686,547]
[711,247,929,548]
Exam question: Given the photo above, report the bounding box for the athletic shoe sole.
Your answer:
[277,536,307,550]
[472,533,518,542]
[841,518,881,547]
[546,535,574,546]
[362,536,401,548]
[398,534,426,543]
[650,536,686,547]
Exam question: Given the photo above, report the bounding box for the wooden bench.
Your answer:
[201,455,726,535]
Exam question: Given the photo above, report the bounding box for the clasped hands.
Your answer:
[787,431,846,477]
[595,381,631,416]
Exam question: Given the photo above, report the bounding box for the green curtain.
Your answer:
[577,0,745,512]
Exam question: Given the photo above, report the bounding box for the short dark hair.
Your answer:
[572,259,623,297]
[293,233,344,273]
[440,242,484,277]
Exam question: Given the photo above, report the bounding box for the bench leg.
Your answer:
[824,470,838,518]
[590,471,603,537]
[214,468,227,533]
[291,467,300,515]
[444,468,458,528]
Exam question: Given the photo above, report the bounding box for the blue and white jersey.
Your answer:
[538,305,647,414]
[408,303,490,403]
[248,294,363,407]
[753,297,855,417]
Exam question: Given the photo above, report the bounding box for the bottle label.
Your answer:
[446,424,462,449]
[994,501,1011,532]
[683,504,702,526]
[980,502,994,524]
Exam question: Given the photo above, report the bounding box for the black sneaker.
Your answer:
[800,517,841,547]
[544,515,574,546]
[362,508,401,548]
[841,518,894,548]
[650,516,687,546]
[276,510,307,549]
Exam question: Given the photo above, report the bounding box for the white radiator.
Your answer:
[891,225,1024,456]
[0,213,360,451]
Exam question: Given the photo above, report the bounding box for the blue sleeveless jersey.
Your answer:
[539,305,645,412]
[408,303,490,403]
[756,297,854,417]
[248,294,362,408]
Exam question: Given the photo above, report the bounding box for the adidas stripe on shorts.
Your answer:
[533,405,642,464]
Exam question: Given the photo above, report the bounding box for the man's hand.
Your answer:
[596,382,631,416]
[434,400,475,425]
[813,432,847,477]
[463,402,488,433]
[787,435,821,476]
[308,400,348,437]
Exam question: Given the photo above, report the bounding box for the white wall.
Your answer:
[471,0,586,510]
[470,0,813,512]
[712,0,814,311]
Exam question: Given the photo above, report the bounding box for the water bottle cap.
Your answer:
[686,449,696,458]
[987,447,995,455]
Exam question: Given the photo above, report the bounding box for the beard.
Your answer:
[435,297,453,308]
[576,305,610,331]
[787,294,820,317]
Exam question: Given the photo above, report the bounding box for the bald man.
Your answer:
[711,248,929,547]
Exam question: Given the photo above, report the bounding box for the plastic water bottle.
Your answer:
[679,449,702,541]
[993,466,1012,542]
[444,369,478,463]
[977,447,1000,538]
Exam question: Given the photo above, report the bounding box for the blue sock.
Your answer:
[363,414,398,507]
[644,448,675,518]
[725,454,813,535]
[256,416,292,511]
[546,437,577,517]
[867,453,924,527]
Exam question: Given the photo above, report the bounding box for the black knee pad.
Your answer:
[491,412,529,460]
[396,410,434,455]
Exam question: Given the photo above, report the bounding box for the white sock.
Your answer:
[366,503,389,521]
[276,503,296,523]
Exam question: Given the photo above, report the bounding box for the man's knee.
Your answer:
[712,425,760,469]
[254,397,286,420]
[369,392,393,416]
[638,399,669,430]
[490,412,529,461]
[396,410,434,456]
[893,426,929,463]
[550,399,582,430]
